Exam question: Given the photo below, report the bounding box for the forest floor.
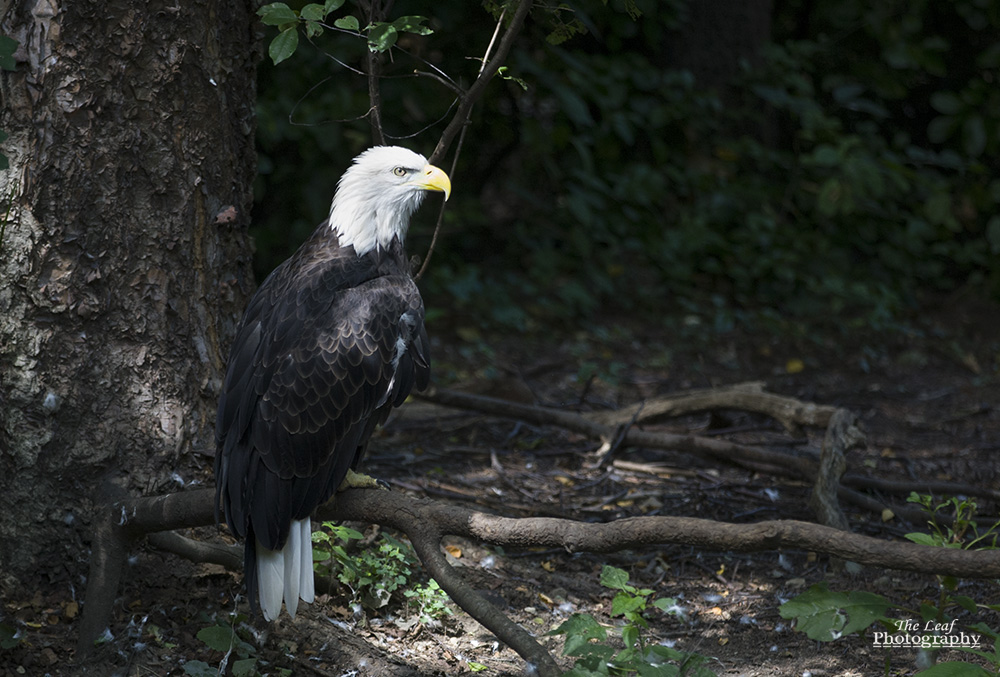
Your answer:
[3,297,1000,677]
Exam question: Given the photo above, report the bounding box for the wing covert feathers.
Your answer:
[216,231,428,620]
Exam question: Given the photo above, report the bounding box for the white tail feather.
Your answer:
[283,523,301,618]
[299,518,316,603]
[256,517,315,620]
[256,539,284,621]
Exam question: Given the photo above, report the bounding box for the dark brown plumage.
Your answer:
[214,146,449,620]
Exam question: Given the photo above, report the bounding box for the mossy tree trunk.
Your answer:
[0,0,258,593]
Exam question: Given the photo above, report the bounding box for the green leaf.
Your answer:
[962,115,987,157]
[305,20,324,39]
[299,3,325,21]
[915,662,991,677]
[197,624,235,652]
[367,23,398,52]
[927,116,957,143]
[257,2,299,26]
[904,532,939,546]
[620,623,639,650]
[549,613,607,648]
[811,144,840,166]
[951,595,979,613]
[651,597,678,613]
[817,178,844,217]
[232,657,258,677]
[0,623,20,650]
[182,661,217,677]
[924,192,953,227]
[391,15,433,36]
[334,15,359,31]
[268,27,299,65]
[930,91,963,115]
[611,591,645,618]
[599,565,630,591]
[0,35,18,71]
[779,582,889,641]
[325,0,346,12]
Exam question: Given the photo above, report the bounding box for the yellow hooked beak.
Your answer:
[413,164,451,201]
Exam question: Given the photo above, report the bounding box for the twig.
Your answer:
[363,0,389,144]
[416,0,530,280]
[428,0,531,164]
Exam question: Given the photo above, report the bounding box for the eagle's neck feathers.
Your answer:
[326,162,427,257]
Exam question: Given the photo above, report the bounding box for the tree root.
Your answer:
[78,485,1000,670]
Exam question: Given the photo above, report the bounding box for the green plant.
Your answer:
[402,578,454,627]
[0,621,20,650]
[257,0,433,64]
[312,522,454,625]
[184,613,281,677]
[548,564,716,676]
[780,494,1000,675]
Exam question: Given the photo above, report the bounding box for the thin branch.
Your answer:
[416,1,529,279]
[364,0,388,145]
[429,0,531,164]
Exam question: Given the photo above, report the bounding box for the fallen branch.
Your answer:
[78,485,1000,671]
[589,381,839,431]
[416,387,997,517]
[418,386,820,479]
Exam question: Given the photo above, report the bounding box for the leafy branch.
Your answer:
[257,0,433,65]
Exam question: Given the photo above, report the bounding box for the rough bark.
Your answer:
[0,0,257,591]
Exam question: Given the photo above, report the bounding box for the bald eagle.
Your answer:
[215,146,451,620]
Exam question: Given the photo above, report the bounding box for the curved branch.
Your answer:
[374,497,562,676]
[589,381,839,431]
[79,484,1000,664]
[319,489,1000,579]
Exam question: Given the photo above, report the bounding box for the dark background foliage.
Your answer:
[252,0,1000,340]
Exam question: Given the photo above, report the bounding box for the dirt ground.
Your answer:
[2,302,999,677]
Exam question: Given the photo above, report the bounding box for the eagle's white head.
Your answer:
[327,146,451,256]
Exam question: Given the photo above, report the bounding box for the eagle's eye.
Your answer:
[392,166,407,177]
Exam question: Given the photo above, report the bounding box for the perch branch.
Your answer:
[80,485,1000,665]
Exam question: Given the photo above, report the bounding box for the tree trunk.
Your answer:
[0,0,257,592]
